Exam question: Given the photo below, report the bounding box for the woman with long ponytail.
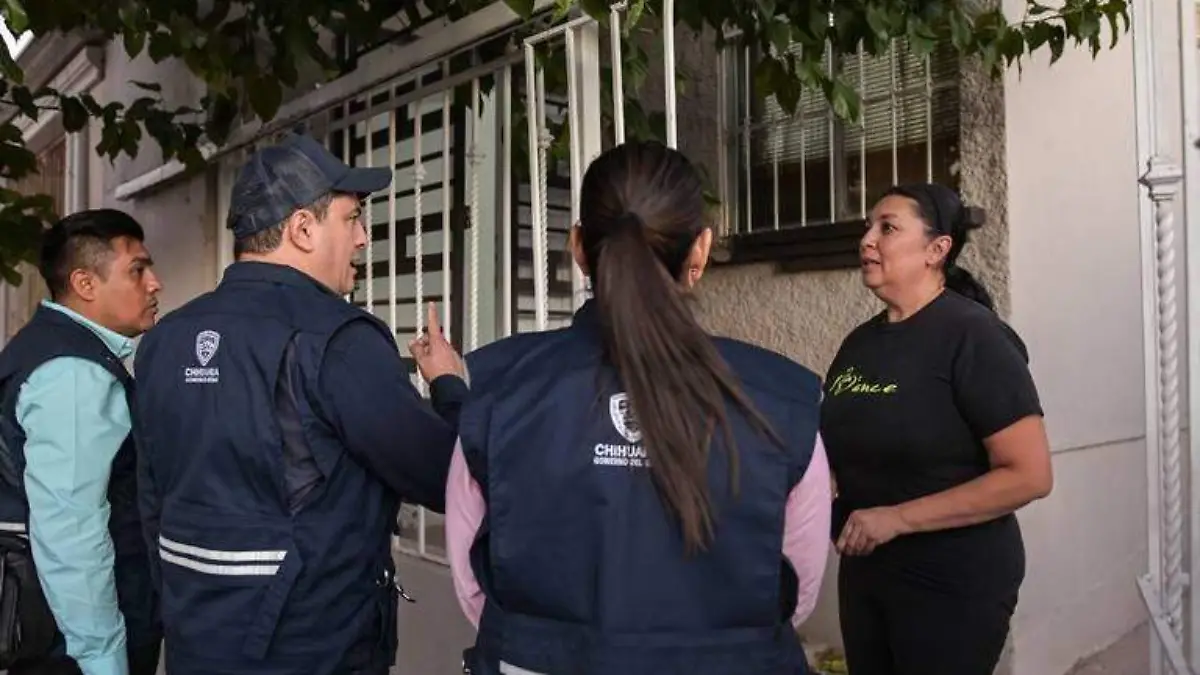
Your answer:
[822,182,1052,675]
[433,141,831,675]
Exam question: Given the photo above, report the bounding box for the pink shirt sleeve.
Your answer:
[444,434,833,630]
[784,434,832,627]
[445,439,487,628]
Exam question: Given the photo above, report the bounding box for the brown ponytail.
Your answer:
[582,142,777,553]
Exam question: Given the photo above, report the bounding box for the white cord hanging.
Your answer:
[388,108,398,338]
[537,125,553,331]
[365,97,375,313]
[413,102,427,396]
[468,78,484,352]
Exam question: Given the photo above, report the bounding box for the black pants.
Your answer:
[8,640,161,675]
[838,556,1017,675]
[334,594,395,675]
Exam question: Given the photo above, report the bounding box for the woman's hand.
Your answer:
[836,506,913,556]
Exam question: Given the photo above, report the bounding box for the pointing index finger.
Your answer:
[426,302,441,336]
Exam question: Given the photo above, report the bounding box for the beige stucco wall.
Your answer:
[89,44,220,312]
[1002,10,1149,674]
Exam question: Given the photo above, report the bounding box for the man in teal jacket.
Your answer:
[0,209,163,675]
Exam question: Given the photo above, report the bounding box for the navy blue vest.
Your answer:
[0,304,160,654]
[459,302,821,675]
[133,262,401,675]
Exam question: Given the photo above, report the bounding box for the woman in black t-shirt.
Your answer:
[820,183,1052,675]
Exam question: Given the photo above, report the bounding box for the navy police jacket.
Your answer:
[0,304,160,657]
[134,261,459,675]
[459,301,822,675]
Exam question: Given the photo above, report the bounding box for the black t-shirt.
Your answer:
[820,290,1043,588]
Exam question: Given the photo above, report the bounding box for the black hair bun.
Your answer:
[960,206,987,231]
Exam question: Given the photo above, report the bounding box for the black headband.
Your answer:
[884,183,985,236]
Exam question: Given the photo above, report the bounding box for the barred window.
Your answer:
[719,38,961,269]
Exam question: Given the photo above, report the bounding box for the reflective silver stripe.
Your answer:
[0,522,26,534]
[159,549,280,577]
[499,663,545,675]
[159,536,286,563]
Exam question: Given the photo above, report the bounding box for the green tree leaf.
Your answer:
[147,31,177,62]
[504,0,536,19]
[829,77,861,123]
[1049,25,1067,63]
[627,0,646,29]
[10,86,36,120]
[4,0,28,34]
[247,75,283,122]
[60,96,89,133]
[769,17,792,57]
[123,29,145,59]
[0,44,22,85]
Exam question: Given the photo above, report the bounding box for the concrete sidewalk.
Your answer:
[1066,622,1149,675]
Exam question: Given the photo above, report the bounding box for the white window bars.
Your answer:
[718,37,961,235]
[328,55,519,563]
[518,1,681,330]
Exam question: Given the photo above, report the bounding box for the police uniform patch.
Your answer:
[609,393,642,444]
[185,330,221,384]
[195,330,221,366]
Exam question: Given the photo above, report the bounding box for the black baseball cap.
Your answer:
[226,133,392,239]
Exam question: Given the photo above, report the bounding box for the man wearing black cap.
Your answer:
[132,133,467,675]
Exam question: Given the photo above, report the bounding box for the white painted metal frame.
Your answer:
[523,43,549,331]
[1131,0,1165,668]
[522,13,595,329]
[519,2,678,328]
[1180,0,1200,661]
[442,61,454,347]
[114,0,560,200]
[501,65,515,338]
[1132,0,1200,668]
[215,159,236,281]
[610,4,626,145]
[663,0,678,148]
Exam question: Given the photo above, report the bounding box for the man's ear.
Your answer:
[284,210,317,253]
[68,267,99,302]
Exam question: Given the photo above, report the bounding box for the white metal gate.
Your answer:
[218,2,680,566]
